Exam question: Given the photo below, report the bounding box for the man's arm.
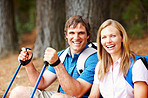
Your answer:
[25,63,57,89]
[54,63,92,97]
[19,48,57,90]
[44,47,93,97]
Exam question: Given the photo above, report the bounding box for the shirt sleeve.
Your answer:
[132,59,148,85]
[78,53,98,84]
[93,62,100,84]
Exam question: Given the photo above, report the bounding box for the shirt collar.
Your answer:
[114,58,121,66]
[110,58,121,70]
[67,44,89,57]
[110,58,121,72]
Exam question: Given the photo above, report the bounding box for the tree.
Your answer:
[33,0,66,58]
[0,0,18,58]
[33,0,111,58]
[66,0,110,42]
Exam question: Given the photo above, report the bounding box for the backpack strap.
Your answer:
[140,56,148,70]
[125,54,147,88]
[125,57,135,88]
[88,42,97,50]
[59,47,69,63]
[59,46,97,75]
[57,47,97,92]
[77,47,97,74]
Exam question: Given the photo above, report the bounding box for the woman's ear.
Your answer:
[87,35,89,40]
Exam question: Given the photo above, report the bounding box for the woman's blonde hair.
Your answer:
[97,19,134,80]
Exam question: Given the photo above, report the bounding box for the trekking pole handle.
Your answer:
[20,47,33,66]
[44,61,49,67]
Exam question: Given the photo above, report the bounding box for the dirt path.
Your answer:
[0,30,147,97]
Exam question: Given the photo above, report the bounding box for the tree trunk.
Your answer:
[33,0,65,58]
[0,0,18,58]
[66,0,110,42]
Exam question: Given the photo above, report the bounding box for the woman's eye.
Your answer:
[102,36,106,39]
[112,35,116,37]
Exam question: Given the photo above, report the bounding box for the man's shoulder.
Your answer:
[83,47,98,59]
[86,52,98,62]
[79,47,98,67]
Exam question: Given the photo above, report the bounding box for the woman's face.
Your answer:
[101,25,123,56]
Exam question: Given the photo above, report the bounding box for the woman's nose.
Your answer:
[106,37,112,43]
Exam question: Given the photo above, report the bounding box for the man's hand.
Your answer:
[18,47,32,62]
[44,47,59,65]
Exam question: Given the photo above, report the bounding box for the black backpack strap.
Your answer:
[57,85,61,92]
[88,42,97,49]
[138,57,148,70]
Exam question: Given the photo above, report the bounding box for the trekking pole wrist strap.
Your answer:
[20,54,33,66]
[20,47,33,66]
[50,58,61,67]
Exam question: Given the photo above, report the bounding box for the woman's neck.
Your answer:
[111,53,121,65]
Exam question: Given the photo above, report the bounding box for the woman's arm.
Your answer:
[88,83,100,98]
[134,81,148,98]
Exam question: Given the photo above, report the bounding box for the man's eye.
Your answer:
[69,32,74,34]
[79,32,85,34]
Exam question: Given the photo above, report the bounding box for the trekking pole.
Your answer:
[2,48,32,98]
[2,63,21,98]
[30,61,49,98]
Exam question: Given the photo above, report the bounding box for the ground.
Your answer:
[0,30,148,98]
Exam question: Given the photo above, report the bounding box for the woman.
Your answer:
[89,19,148,98]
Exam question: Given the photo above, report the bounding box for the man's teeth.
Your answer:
[74,42,81,44]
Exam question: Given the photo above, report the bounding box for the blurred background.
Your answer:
[0,0,148,97]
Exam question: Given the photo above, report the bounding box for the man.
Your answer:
[9,15,98,98]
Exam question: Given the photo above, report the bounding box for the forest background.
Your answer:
[0,0,148,97]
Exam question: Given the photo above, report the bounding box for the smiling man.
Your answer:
[9,15,98,98]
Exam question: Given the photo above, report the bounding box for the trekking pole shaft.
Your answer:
[30,63,48,98]
[2,64,21,98]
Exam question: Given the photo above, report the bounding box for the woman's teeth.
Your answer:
[107,45,115,48]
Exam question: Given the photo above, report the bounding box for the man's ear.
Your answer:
[65,32,68,41]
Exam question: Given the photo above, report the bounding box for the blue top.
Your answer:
[47,45,98,97]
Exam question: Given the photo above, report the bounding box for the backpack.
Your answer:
[59,42,97,74]
[125,54,148,88]
[57,43,98,94]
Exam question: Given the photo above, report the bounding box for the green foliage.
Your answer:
[121,0,147,38]
[15,16,23,37]
[128,23,146,38]
[14,0,36,37]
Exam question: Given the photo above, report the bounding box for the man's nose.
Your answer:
[74,33,79,39]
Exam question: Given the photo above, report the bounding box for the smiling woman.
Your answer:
[100,25,123,60]
[88,19,148,98]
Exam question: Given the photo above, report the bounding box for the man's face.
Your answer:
[66,23,89,56]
